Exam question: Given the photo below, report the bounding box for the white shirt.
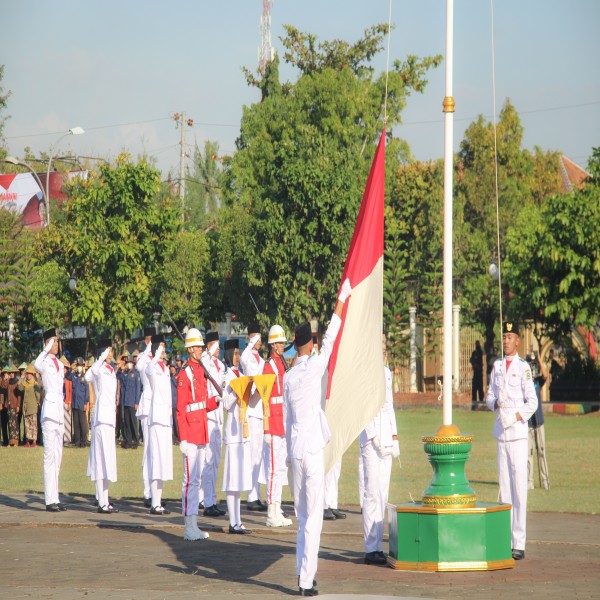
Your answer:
[145,355,173,427]
[34,350,65,424]
[85,352,117,427]
[284,314,341,459]
[485,355,538,441]
[135,343,152,418]
[360,365,397,448]
[202,353,225,425]
[240,343,265,418]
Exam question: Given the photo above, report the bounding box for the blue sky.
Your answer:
[2,0,599,177]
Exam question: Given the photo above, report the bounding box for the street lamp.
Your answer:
[2,156,48,227]
[68,274,77,291]
[46,126,85,227]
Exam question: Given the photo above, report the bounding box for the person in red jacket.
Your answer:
[176,328,219,541]
[262,325,293,527]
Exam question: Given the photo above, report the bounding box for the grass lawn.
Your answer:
[2,408,598,513]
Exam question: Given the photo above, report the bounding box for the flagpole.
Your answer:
[442,0,455,426]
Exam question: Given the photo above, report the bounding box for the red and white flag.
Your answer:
[324,129,386,473]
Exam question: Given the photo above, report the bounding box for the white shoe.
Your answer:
[266,503,283,527]
[184,515,209,541]
[275,502,293,527]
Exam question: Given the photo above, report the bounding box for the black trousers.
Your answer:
[72,408,88,447]
[0,408,8,446]
[122,406,139,447]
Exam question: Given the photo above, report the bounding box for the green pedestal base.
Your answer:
[387,502,515,571]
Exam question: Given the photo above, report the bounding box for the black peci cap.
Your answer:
[294,322,312,347]
[205,331,219,344]
[224,339,239,351]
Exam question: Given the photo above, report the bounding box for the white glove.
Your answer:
[99,347,110,363]
[249,334,260,348]
[209,343,219,357]
[338,278,353,303]
[391,439,400,459]
[179,440,189,456]
[155,344,164,361]
[371,435,382,456]
[264,433,272,445]
[44,337,55,353]
[499,409,517,430]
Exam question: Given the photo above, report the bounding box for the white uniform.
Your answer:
[201,353,225,508]
[136,343,152,500]
[284,314,341,591]
[240,343,266,503]
[221,366,252,528]
[486,355,538,552]
[359,365,397,554]
[34,349,65,507]
[85,351,118,508]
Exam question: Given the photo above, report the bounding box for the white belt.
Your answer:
[271,397,283,405]
[186,401,206,413]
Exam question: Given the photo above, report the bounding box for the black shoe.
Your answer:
[298,586,318,596]
[45,504,60,512]
[323,508,336,520]
[330,509,346,519]
[150,505,170,515]
[228,524,252,535]
[215,504,227,515]
[97,505,117,514]
[57,503,68,511]
[143,498,152,509]
[246,500,264,512]
[512,549,525,560]
[107,503,120,513]
[203,504,222,517]
[198,501,205,510]
[256,499,267,512]
[364,551,387,565]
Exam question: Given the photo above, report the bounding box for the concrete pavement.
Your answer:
[0,493,598,599]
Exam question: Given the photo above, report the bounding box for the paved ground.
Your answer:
[0,493,598,599]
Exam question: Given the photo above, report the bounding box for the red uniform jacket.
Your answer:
[263,355,286,436]
[176,360,219,445]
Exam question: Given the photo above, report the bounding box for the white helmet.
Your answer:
[268,325,286,344]
[185,328,204,348]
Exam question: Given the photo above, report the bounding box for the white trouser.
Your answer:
[202,419,222,507]
[42,419,64,506]
[96,479,109,508]
[139,416,150,499]
[182,443,206,516]
[324,458,342,509]
[497,437,528,551]
[360,440,392,553]
[528,425,549,489]
[264,434,287,505]
[151,479,163,508]
[247,416,264,502]
[292,449,325,590]
[358,451,365,508]
[226,491,241,528]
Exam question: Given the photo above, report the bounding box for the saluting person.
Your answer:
[136,328,154,507]
[221,338,253,534]
[177,328,218,541]
[200,331,226,517]
[34,328,67,512]
[240,322,267,512]
[85,341,119,514]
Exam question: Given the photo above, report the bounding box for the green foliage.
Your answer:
[504,182,600,339]
[29,260,70,329]
[217,25,441,330]
[36,154,180,339]
[159,229,210,326]
[587,146,600,182]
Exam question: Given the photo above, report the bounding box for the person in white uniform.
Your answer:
[360,334,400,565]
[284,278,352,597]
[200,331,226,517]
[221,338,253,534]
[486,321,538,561]
[34,328,67,512]
[136,328,154,508]
[240,322,267,512]
[145,336,173,515]
[84,342,119,514]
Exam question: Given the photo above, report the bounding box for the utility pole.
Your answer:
[259,0,275,74]
[173,112,193,222]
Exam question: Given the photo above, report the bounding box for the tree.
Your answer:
[159,229,211,326]
[29,260,71,330]
[216,25,441,330]
[504,176,600,341]
[36,154,180,340]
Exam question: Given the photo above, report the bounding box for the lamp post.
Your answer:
[46,126,85,227]
[2,156,48,226]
